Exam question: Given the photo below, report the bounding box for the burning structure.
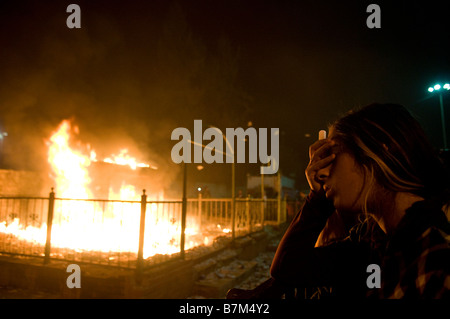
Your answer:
[46,119,162,201]
[0,119,272,272]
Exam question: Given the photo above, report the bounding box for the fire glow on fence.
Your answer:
[0,120,246,264]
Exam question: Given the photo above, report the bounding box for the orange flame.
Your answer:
[103,149,151,170]
[0,119,231,261]
[47,120,92,199]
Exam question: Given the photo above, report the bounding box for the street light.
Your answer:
[427,82,449,150]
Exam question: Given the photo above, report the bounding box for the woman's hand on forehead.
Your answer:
[306,139,337,193]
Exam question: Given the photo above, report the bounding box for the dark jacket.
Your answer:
[270,191,450,298]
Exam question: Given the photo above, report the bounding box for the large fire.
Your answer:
[0,119,221,262]
[47,120,93,200]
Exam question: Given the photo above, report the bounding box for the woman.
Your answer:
[270,103,450,298]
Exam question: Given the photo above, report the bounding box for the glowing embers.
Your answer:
[0,119,233,265]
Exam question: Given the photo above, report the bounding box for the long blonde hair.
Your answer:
[331,103,450,216]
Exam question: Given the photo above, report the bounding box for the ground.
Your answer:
[232,251,274,291]
[0,251,276,299]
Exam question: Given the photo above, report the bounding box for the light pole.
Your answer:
[207,126,236,241]
[427,83,449,150]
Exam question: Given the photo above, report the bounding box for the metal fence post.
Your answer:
[197,192,202,232]
[136,189,147,280]
[180,162,187,260]
[261,199,265,230]
[231,163,235,242]
[277,171,282,225]
[260,171,265,231]
[44,188,55,264]
[245,195,250,234]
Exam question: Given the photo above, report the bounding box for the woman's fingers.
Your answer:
[306,139,336,192]
[308,139,330,158]
[309,153,336,171]
[310,139,335,162]
[306,155,335,192]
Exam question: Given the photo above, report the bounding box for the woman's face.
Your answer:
[318,131,368,213]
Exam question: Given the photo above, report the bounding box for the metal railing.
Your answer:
[0,189,291,272]
[0,196,49,258]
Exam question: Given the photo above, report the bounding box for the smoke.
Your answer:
[0,1,253,197]
[0,2,164,189]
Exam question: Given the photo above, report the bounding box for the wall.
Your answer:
[0,169,51,197]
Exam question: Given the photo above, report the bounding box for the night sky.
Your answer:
[1,0,449,193]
